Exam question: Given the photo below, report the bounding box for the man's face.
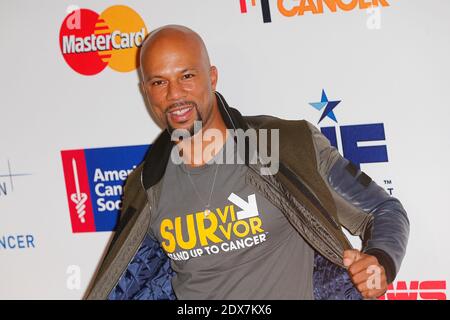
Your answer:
[141,38,217,135]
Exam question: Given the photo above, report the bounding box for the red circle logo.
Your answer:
[59,6,148,76]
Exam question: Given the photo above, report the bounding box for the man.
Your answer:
[86,25,409,300]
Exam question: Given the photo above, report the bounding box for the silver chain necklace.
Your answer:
[186,164,220,217]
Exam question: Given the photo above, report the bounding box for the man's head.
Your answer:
[140,25,219,136]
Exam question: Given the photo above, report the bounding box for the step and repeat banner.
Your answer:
[1,0,449,299]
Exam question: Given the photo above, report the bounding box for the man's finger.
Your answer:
[343,249,362,268]
[348,255,379,276]
[356,279,369,293]
[351,269,371,286]
[361,289,385,299]
[351,266,387,296]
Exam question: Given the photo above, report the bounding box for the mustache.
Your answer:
[165,101,198,114]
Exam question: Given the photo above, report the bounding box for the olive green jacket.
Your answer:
[85,92,409,299]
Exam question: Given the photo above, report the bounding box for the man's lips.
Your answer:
[167,105,194,123]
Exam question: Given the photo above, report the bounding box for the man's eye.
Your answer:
[183,74,194,79]
[152,80,164,86]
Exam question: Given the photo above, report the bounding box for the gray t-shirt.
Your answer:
[150,143,314,299]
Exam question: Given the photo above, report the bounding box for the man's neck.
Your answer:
[177,117,228,167]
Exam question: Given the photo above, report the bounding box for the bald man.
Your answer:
[86,25,409,300]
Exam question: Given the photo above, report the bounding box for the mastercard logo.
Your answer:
[59,5,148,76]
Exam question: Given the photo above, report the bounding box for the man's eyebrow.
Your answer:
[181,68,197,73]
[144,68,197,82]
[144,75,160,82]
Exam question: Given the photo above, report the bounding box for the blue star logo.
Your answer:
[309,89,342,124]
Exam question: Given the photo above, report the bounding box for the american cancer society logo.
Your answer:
[61,145,149,233]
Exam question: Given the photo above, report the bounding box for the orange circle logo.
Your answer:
[59,5,148,76]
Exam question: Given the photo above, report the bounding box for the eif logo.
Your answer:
[308,89,388,170]
[59,5,148,76]
[61,145,149,233]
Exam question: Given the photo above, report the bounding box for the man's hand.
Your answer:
[343,249,388,299]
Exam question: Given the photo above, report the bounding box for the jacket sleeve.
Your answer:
[306,122,410,283]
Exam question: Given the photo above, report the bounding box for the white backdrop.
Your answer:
[1,0,449,299]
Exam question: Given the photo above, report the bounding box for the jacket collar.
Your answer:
[141,91,247,190]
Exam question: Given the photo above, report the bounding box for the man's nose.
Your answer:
[166,81,186,101]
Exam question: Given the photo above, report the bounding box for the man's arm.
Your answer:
[307,122,410,291]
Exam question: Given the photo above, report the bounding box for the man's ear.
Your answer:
[210,66,218,91]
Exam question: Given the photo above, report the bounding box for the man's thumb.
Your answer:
[343,249,361,268]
